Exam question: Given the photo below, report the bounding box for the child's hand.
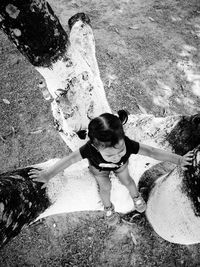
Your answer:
[179,151,194,170]
[28,168,50,188]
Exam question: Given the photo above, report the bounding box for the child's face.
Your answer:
[99,139,126,163]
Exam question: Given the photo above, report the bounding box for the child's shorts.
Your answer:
[89,161,128,179]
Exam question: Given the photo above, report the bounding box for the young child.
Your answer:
[29,110,193,225]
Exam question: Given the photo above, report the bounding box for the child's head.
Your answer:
[88,110,128,149]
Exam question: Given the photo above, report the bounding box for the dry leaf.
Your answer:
[114,27,119,34]
[130,232,137,245]
[137,103,147,114]
[128,26,139,30]
[108,80,112,88]
[148,17,155,22]
[29,129,44,134]
[3,98,10,104]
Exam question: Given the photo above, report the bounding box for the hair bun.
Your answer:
[117,110,129,124]
[76,129,87,139]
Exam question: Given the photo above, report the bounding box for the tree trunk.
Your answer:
[136,114,200,244]
[145,148,200,245]
[0,0,111,150]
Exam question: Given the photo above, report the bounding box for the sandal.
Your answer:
[133,194,146,213]
[104,203,120,225]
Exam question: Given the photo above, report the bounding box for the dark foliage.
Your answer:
[166,114,200,155]
[182,145,200,216]
[0,167,50,248]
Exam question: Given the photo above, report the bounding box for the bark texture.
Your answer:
[0,0,111,149]
[166,114,200,155]
[137,113,200,244]
[0,167,50,248]
[139,113,200,208]
[0,0,68,67]
[166,113,200,215]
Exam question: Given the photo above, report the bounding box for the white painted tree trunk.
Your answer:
[36,17,111,150]
[146,164,200,245]
[126,114,200,245]
[0,2,111,150]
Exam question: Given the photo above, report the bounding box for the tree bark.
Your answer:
[137,114,200,244]
[0,0,111,151]
[144,148,200,245]
[0,0,68,67]
[0,167,50,248]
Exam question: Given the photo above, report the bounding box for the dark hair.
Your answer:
[88,110,129,148]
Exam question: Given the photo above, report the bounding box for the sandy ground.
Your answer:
[0,0,200,266]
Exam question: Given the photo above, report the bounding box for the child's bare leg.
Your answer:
[89,165,111,207]
[115,163,139,198]
[95,176,112,208]
[115,163,146,212]
[88,165,120,224]
[94,174,112,207]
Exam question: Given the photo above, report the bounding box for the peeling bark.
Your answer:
[36,11,111,150]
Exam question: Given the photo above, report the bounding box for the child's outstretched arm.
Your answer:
[28,150,82,186]
[138,144,194,170]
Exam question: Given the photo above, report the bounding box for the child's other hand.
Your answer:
[28,168,50,188]
[179,151,194,170]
